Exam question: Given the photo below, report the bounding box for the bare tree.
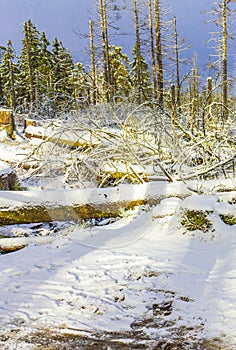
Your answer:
[207,0,235,120]
[89,20,97,105]
[222,0,228,117]
[99,0,110,101]
[133,0,142,104]
[173,16,181,110]
[154,0,164,106]
[148,0,157,99]
[23,21,36,103]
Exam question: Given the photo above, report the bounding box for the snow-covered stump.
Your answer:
[0,108,14,137]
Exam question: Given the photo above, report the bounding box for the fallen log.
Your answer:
[0,182,191,226]
[0,236,54,254]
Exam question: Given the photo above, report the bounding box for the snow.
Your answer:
[0,129,236,348]
[0,161,14,176]
[0,188,236,348]
[0,181,191,210]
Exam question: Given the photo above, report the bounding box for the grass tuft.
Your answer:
[181,210,212,233]
[220,214,236,226]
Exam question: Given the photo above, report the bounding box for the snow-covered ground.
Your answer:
[0,130,236,348]
[0,188,236,349]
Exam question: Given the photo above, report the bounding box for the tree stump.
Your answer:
[0,108,14,137]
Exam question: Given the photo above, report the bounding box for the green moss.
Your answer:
[220,214,236,226]
[13,181,24,191]
[181,210,212,233]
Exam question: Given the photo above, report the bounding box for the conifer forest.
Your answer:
[0,0,234,188]
[1,2,236,349]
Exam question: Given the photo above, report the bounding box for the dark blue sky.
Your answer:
[0,0,233,74]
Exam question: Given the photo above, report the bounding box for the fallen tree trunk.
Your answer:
[0,182,191,226]
[177,155,236,181]
[0,236,54,254]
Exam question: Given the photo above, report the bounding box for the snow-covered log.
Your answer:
[24,124,100,148]
[0,236,54,253]
[0,182,191,225]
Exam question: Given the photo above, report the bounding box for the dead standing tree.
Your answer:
[207,0,235,122]
[99,0,110,102]
[133,0,143,104]
[89,20,97,105]
[148,0,157,100]
[23,21,36,104]
[154,0,164,107]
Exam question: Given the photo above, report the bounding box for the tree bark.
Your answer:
[133,0,142,104]
[148,0,157,99]
[154,0,164,106]
[222,0,228,119]
[24,21,35,104]
[8,45,16,110]
[0,183,191,226]
[173,16,181,110]
[99,0,109,101]
[89,20,97,105]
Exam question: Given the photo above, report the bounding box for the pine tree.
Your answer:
[70,62,90,107]
[38,32,53,96]
[0,46,6,105]
[20,20,41,104]
[130,43,152,103]
[51,38,74,106]
[0,40,20,109]
[107,45,131,100]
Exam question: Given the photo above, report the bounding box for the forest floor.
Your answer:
[0,131,236,349]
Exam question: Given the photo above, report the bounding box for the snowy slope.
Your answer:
[0,131,236,348]
[0,193,236,349]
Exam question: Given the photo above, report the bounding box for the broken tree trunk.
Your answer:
[0,108,14,137]
[0,182,191,226]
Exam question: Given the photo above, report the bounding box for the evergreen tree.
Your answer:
[70,62,90,107]
[38,32,53,96]
[107,45,131,101]
[130,43,152,103]
[19,20,41,104]
[0,46,6,105]
[0,40,20,109]
[51,38,74,97]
